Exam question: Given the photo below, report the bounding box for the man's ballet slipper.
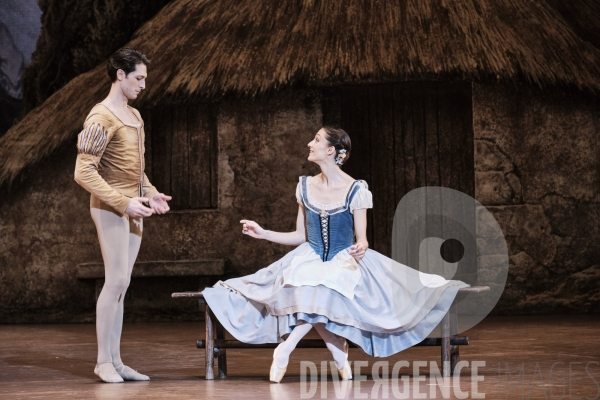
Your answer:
[94,362,124,383]
[114,364,150,381]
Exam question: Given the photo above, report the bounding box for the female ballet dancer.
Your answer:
[202,126,468,382]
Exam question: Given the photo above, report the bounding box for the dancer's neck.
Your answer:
[102,85,129,112]
[317,164,347,188]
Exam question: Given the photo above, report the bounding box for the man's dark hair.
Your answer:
[106,48,150,82]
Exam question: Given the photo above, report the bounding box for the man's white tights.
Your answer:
[91,195,148,382]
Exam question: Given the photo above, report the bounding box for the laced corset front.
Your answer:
[299,176,360,261]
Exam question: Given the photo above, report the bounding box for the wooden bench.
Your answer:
[78,260,225,299]
[172,286,489,379]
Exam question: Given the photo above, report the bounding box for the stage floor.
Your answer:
[1,315,598,399]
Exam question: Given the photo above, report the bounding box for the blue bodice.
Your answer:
[298,176,362,261]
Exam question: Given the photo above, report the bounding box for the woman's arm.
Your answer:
[240,204,307,246]
[349,208,369,261]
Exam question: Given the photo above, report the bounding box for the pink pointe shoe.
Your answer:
[270,345,288,383]
[337,338,352,380]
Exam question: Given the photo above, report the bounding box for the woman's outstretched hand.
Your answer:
[349,242,368,262]
[240,219,267,239]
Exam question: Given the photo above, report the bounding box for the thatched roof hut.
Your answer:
[2,0,600,322]
[1,0,600,186]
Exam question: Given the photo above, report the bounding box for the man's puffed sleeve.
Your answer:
[74,120,131,213]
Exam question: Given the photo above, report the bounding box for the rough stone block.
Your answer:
[477,255,509,271]
[476,205,505,239]
[475,171,516,205]
[474,140,513,172]
[476,236,509,256]
[505,173,522,202]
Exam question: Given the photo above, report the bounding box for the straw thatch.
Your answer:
[2,0,600,186]
[545,0,600,49]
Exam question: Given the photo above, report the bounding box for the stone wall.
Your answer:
[473,82,600,314]
[0,90,321,323]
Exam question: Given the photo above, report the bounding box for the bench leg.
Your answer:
[215,320,227,378]
[451,345,460,375]
[449,304,459,376]
[441,310,451,377]
[205,304,215,380]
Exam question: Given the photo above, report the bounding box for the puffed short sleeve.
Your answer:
[295,180,302,205]
[350,181,373,214]
[77,120,110,157]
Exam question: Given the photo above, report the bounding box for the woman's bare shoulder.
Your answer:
[342,171,357,185]
[344,172,369,189]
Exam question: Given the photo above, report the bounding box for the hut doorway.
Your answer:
[142,104,218,211]
[322,82,475,269]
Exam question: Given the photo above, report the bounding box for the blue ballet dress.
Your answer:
[203,176,469,357]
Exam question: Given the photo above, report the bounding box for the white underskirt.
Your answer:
[282,247,361,298]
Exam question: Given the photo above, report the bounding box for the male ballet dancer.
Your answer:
[75,48,171,383]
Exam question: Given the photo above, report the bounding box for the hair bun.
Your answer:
[323,126,351,166]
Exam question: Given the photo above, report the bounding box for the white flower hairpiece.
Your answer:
[335,149,347,166]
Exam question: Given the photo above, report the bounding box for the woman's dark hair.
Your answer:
[323,126,351,165]
[107,48,150,82]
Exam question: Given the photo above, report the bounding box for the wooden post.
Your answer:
[205,304,214,380]
[450,304,459,375]
[449,304,458,335]
[215,320,227,378]
[451,345,460,375]
[441,311,450,377]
